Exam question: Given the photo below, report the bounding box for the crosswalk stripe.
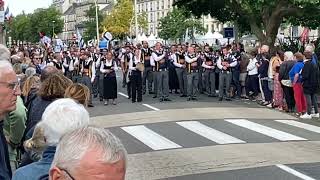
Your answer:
[276,120,320,134]
[225,119,307,141]
[176,121,246,144]
[276,164,316,180]
[121,125,182,150]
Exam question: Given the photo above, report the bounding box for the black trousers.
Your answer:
[246,74,259,96]
[282,85,295,111]
[130,71,142,102]
[232,70,241,97]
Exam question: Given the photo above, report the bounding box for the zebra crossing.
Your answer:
[108,119,320,154]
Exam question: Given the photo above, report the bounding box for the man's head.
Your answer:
[50,126,127,180]
[187,46,195,54]
[32,53,42,65]
[40,66,59,82]
[260,45,270,54]
[142,41,148,48]
[155,42,162,51]
[222,47,229,56]
[0,60,21,118]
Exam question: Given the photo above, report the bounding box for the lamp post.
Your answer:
[134,0,138,42]
[95,0,99,45]
[52,20,56,38]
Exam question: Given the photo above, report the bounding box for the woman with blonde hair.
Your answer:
[64,83,90,106]
[22,75,41,104]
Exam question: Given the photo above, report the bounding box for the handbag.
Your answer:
[281,79,292,87]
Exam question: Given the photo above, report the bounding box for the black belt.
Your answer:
[159,68,167,72]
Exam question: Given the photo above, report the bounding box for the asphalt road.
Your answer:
[88,75,320,180]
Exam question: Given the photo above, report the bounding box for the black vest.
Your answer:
[103,59,116,77]
[141,48,152,67]
[154,51,167,71]
[187,53,198,73]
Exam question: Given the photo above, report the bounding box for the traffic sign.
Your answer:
[224,27,234,38]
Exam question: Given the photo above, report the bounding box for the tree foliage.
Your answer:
[158,8,205,41]
[102,0,133,39]
[7,7,63,43]
[136,11,148,34]
[83,5,105,42]
[175,0,320,48]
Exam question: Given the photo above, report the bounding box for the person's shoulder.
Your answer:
[13,162,49,180]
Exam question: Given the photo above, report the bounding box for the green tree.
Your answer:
[158,8,205,42]
[102,0,134,39]
[8,7,63,43]
[83,5,105,42]
[175,0,320,49]
[136,11,148,34]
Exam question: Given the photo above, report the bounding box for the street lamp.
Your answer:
[52,20,56,38]
[94,0,99,45]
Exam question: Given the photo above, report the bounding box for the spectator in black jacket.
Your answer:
[300,51,320,119]
[279,51,296,113]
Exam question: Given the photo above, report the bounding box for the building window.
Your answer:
[162,11,165,17]
[211,24,214,32]
[157,1,159,10]
[157,12,160,20]
[206,24,209,31]
[150,2,153,11]
[151,13,153,22]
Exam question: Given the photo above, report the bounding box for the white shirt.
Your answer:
[247,58,258,75]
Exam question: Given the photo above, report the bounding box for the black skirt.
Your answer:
[103,76,117,99]
[169,62,179,90]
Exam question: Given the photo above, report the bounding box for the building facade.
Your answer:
[135,0,224,37]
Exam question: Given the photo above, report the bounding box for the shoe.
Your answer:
[153,95,157,98]
[137,99,142,102]
[112,100,117,105]
[104,101,108,106]
[175,91,179,94]
[143,92,146,95]
[266,104,273,108]
[88,104,94,107]
[262,102,270,106]
[187,97,192,101]
[99,98,103,102]
[164,98,172,101]
[218,97,223,101]
[128,96,131,99]
[226,98,232,101]
[180,95,188,97]
[311,113,320,118]
[160,97,164,102]
[208,94,217,97]
[300,113,312,119]
[93,94,98,98]
[132,100,136,103]
[191,97,198,101]
[149,91,155,94]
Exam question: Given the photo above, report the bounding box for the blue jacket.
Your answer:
[12,146,56,180]
[289,60,304,83]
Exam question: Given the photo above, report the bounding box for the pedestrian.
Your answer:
[300,51,320,119]
[186,46,201,101]
[270,50,284,110]
[168,45,180,94]
[279,51,295,113]
[246,48,260,100]
[129,48,143,103]
[0,59,21,180]
[289,52,307,117]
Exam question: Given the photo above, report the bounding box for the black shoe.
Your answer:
[88,104,94,107]
[137,99,142,102]
[128,96,131,99]
[191,97,198,101]
[180,94,188,97]
[164,98,172,101]
[208,94,216,97]
[143,92,146,95]
[149,91,155,94]
[187,97,192,101]
[218,97,223,101]
[99,97,103,102]
[153,96,157,98]
[132,101,136,103]
[93,94,98,98]
[175,90,179,94]
[160,97,164,102]
[226,98,232,101]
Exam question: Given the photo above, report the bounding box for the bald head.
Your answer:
[40,66,59,82]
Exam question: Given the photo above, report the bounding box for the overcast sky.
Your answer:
[7,0,51,16]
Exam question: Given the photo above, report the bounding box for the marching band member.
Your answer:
[185,47,200,101]
[174,45,187,97]
[152,42,171,102]
[217,46,238,101]
[100,51,118,105]
[168,45,179,94]
[121,45,134,99]
[128,48,143,103]
[62,51,73,79]
[141,41,154,94]
[202,45,217,97]
[80,51,96,107]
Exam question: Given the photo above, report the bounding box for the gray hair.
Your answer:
[36,98,90,146]
[0,44,10,61]
[284,51,294,61]
[51,126,127,172]
[25,67,37,77]
[0,60,13,79]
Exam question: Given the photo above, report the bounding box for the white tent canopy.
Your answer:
[212,31,223,39]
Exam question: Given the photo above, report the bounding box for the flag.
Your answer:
[300,27,309,44]
[4,6,12,21]
[77,28,85,48]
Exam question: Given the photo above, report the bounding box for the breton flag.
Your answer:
[4,6,12,21]
[300,27,309,44]
[77,28,85,48]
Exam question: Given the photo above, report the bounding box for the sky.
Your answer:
[6,0,52,16]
